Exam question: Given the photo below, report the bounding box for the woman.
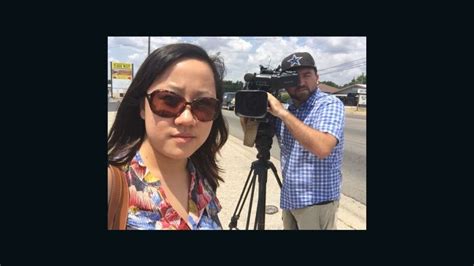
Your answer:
[108,43,228,230]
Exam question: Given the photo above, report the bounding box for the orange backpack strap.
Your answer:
[107,165,129,230]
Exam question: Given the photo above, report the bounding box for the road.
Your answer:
[222,109,366,205]
[108,101,366,204]
[108,101,120,111]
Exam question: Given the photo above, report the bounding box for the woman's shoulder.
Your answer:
[109,152,142,171]
[108,164,130,175]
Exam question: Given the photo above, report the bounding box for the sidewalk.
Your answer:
[344,106,366,118]
[217,134,366,230]
[108,111,366,230]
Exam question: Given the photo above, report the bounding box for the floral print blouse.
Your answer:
[124,152,222,230]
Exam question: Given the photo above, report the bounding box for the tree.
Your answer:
[320,81,340,88]
[355,72,366,84]
[279,91,290,103]
[341,73,366,88]
[222,80,244,92]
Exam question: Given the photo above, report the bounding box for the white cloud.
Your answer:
[108,36,366,86]
[128,53,140,60]
[226,38,252,51]
[109,36,147,52]
[243,37,318,81]
[150,36,183,50]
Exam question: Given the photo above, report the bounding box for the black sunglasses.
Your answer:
[145,90,220,122]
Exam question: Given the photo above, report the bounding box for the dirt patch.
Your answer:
[345,106,366,116]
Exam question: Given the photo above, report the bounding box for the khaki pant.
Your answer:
[282,200,339,230]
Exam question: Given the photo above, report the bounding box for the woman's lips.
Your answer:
[171,134,196,143]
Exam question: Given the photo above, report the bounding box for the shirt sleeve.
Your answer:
[312,97,345,143]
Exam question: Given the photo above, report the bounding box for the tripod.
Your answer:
[228,121,282,230]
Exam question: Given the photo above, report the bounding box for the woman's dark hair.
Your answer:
[108,43,228,191]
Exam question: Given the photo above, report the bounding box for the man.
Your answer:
[244,52,345,229]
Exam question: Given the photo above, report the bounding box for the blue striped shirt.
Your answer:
[275,88,345,209]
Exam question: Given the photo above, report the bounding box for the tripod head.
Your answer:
[254,119,275,162]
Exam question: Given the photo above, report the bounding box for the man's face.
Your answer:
[286,67,319,104]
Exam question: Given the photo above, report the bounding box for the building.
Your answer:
[318,83,340,94]
[333,84,366,106]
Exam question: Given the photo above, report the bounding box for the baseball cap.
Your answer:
[281,52,317,72]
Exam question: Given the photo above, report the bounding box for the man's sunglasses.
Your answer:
[145,90,220,122]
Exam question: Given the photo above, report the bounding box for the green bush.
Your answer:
[279,92,290,103]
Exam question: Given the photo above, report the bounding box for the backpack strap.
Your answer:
[107,165,129,230]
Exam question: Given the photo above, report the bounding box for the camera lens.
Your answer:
[235,90,268,118]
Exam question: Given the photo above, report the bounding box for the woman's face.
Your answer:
[141,58,216,160]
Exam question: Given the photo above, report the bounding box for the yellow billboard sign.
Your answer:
[111,62,133,80]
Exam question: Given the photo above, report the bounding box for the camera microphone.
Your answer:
[244,73,255,82]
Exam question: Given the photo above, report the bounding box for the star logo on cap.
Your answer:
[287,54,303,67]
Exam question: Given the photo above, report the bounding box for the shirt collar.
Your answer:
[188,160,213,210]
[133,152,200,196]
[186,160,219,228]
[134,152,146,167]
[130,152,216,228]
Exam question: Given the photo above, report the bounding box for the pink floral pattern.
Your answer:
[124,152,222,230]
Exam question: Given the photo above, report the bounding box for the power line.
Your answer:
[318,58,366,72]
[319,63,366,76]
[319,62,366,76]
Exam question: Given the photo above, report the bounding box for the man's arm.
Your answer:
[266,93,338,159]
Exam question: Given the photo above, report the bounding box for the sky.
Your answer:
[108,36,366,88]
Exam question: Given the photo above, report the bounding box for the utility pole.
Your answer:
[148,36,151,55]
[110,62,113,99]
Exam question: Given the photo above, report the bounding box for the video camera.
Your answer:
[234,65,299,119]
[229,65,289,230]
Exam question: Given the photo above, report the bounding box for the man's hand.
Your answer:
[266,92,289,118]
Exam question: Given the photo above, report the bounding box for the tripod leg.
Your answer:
[229,165,255,230]
[246,170,258,230]
[268,161,282,188]
[255,161,268,230]
[254,181,266,230]
[229,160,276,230]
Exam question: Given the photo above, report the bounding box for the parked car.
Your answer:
[229,97,235,110]
[222,92,236,110]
